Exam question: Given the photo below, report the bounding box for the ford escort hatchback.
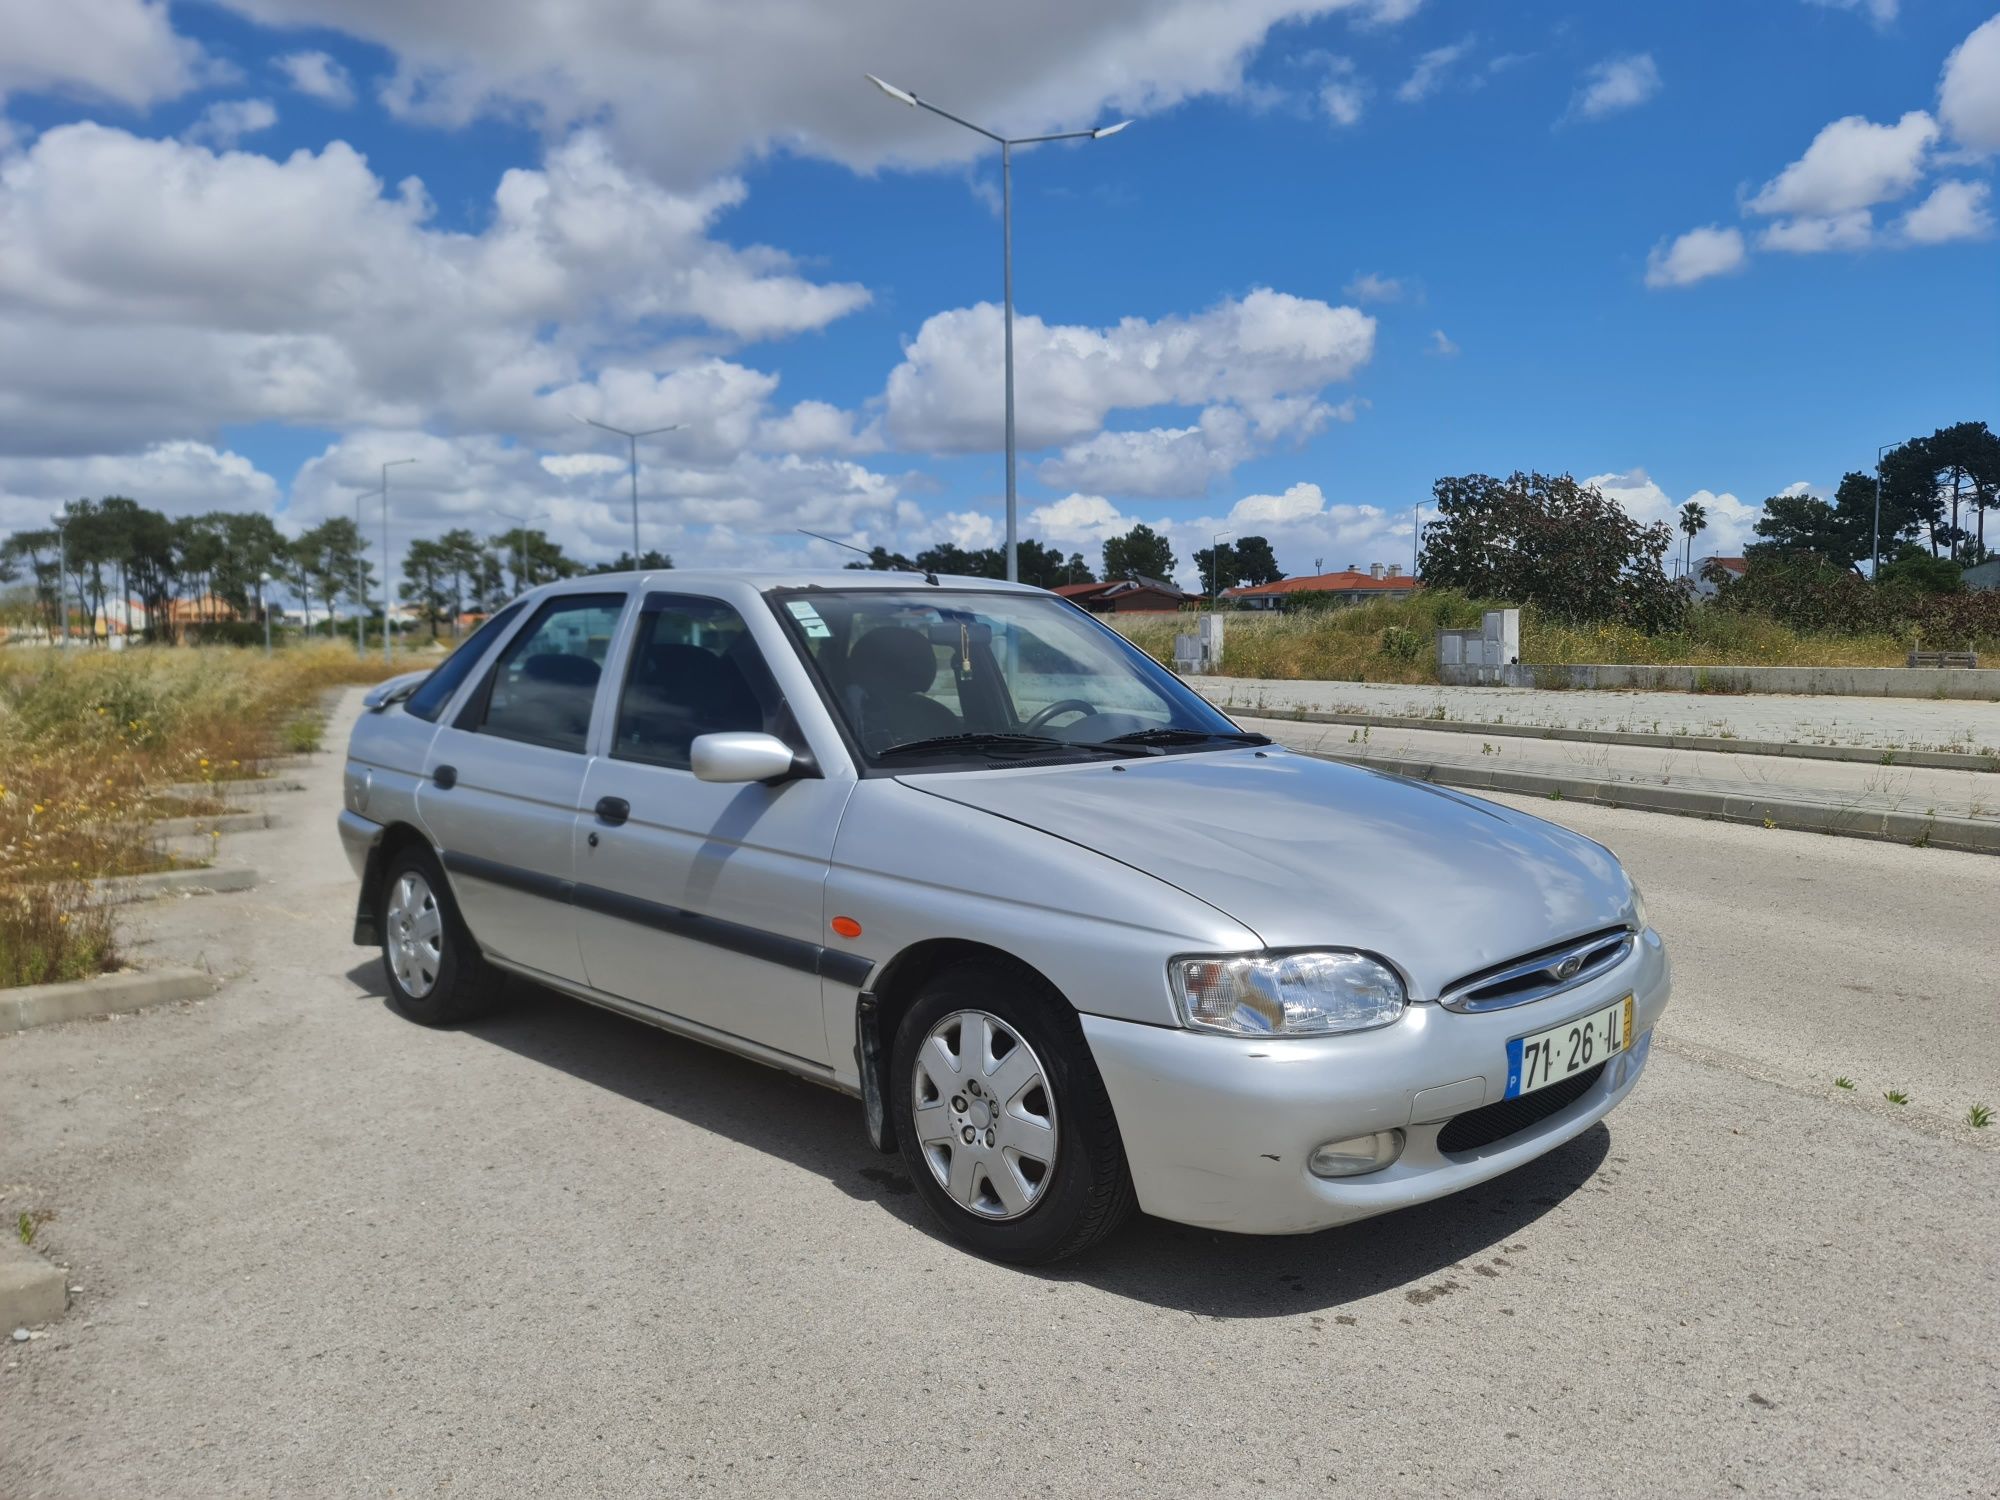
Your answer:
[340,571,1670,1263]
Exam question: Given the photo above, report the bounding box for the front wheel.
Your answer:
[379,845,496,1026]
[891,964,1135,1263]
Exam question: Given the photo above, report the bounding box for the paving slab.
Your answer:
[1194,674,2000,754]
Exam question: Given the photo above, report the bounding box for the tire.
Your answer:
[378,844,496,1026]
[891,962,1136,1264]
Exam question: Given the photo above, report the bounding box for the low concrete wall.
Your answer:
[1439,663,2000,700]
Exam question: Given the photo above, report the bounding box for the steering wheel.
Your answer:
[1023,698,1099,734]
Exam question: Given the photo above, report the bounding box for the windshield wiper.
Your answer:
[1089,726,1273,748]
[877,732,1144,760]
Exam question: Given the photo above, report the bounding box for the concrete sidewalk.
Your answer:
[1193,675,2000,755]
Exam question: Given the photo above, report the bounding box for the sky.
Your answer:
[1,0,1996,595]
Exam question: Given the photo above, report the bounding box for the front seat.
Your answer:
[845,627,958,750]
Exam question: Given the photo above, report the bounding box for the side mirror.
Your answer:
[690,731,801,785]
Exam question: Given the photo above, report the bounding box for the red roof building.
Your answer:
[1224,565,1419,609]
[1052,577,1196,613]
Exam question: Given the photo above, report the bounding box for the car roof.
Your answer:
[529,569,1051,597]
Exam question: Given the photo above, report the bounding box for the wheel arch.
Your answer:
[352,820,445,947]
[856,938,1071,1154]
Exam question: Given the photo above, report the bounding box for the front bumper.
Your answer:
[1083,927,1670,1235]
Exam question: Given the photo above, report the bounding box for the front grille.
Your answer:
[1439,928,1632,1013]
[1436,1063,1605,1154]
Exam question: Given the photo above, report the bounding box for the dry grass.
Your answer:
[1110,593,1974,684]
[0,643,397,986]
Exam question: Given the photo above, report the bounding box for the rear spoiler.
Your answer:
[361,669,432,712]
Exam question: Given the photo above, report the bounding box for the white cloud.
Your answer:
[1758,209,1874,253]
[1396,36,1474,103]
[1803,0,1898,25]
[1586,468,1765,558]
[755,399,883,455]
[1570,54,1660,121]
[0,0,210,110]
[539,452,624,480]
[185,98,279,148]
[938,509,1002,550]
[1746,111,1937,217]
[1427,328,1460,357]
[1897,179,1994,244]
[199,0,1410,186]
[1645,225,1746,288]
[1317,55,1366,126]
[1036,407,1255,499]
[0,441,279,533]
[0,124,869,454]
[1343,271,1403,303]
[883,289,1374,455]
[276,50,355,107]
[1938,13,2000,154]
[1354,0,1424,26]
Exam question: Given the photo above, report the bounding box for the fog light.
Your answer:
[1308,1129,1405,1179]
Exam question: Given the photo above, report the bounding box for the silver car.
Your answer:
[339,571,1669,1262]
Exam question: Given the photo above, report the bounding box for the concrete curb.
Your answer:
[2,967,216,1034]
[88,866,259,905]
[1237,707,2000,773]
[160,777,307,800]
[1300,748,2000,856]
[0,1239,67,1329]
[141,810,277,838]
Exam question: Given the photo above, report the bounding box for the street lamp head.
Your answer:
[1091,120,1132,139]
[866,73,919,108]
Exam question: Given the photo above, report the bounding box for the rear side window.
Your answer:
[404,602,526,722]
[463,593,626,752]
[612,595,787,771]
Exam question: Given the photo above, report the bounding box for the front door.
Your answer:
[572,591,848,1065]
[417,591,630,987]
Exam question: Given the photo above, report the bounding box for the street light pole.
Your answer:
[866,73,1129,584]
[261,572,274,656]
[578,417,681,565]
[495,510,542,592]
[379,458,414,664]
[1872,441,1896,580]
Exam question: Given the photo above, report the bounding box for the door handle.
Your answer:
[433,764,457,790]
[594,796,630,826]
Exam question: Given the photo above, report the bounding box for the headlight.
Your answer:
[1169,951,1406,1037]
[1628,880,1649,933]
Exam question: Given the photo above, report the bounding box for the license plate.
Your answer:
[1505,996,1633,1100]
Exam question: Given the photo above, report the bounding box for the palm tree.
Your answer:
[1678,499,1708,581]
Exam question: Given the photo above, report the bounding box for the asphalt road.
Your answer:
[3,692,1997,1499]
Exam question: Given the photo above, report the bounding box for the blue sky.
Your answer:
[0,0,1995,589]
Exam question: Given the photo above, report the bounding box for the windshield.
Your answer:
[769,588,1255,770]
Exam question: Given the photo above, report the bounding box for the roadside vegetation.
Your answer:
[0,643,394,986]
[1109,589,2000,685]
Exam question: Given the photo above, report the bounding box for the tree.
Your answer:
[1233,536,1282,587]
[1875,543,1963,595]
[1676,500,1707,579]
[1194,541,1238,598]
[1750,491,1867,572]
[1879,423,2000,560]
[401,537,453,638]
[1102,523,1177,584]
[1419,470,1682,630]
[294,517,370,634]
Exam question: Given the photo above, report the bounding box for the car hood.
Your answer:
[898,748,1633,999]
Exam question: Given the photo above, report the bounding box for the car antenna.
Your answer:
[798,529,937,586]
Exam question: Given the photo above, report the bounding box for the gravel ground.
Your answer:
[2,690,1996,1499]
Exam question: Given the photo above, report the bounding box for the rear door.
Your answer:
[417,590,631,986]
[572,589,849,1065]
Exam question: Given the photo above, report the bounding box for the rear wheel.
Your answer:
[379,845,495,1025]
[892,964,1135,1263]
